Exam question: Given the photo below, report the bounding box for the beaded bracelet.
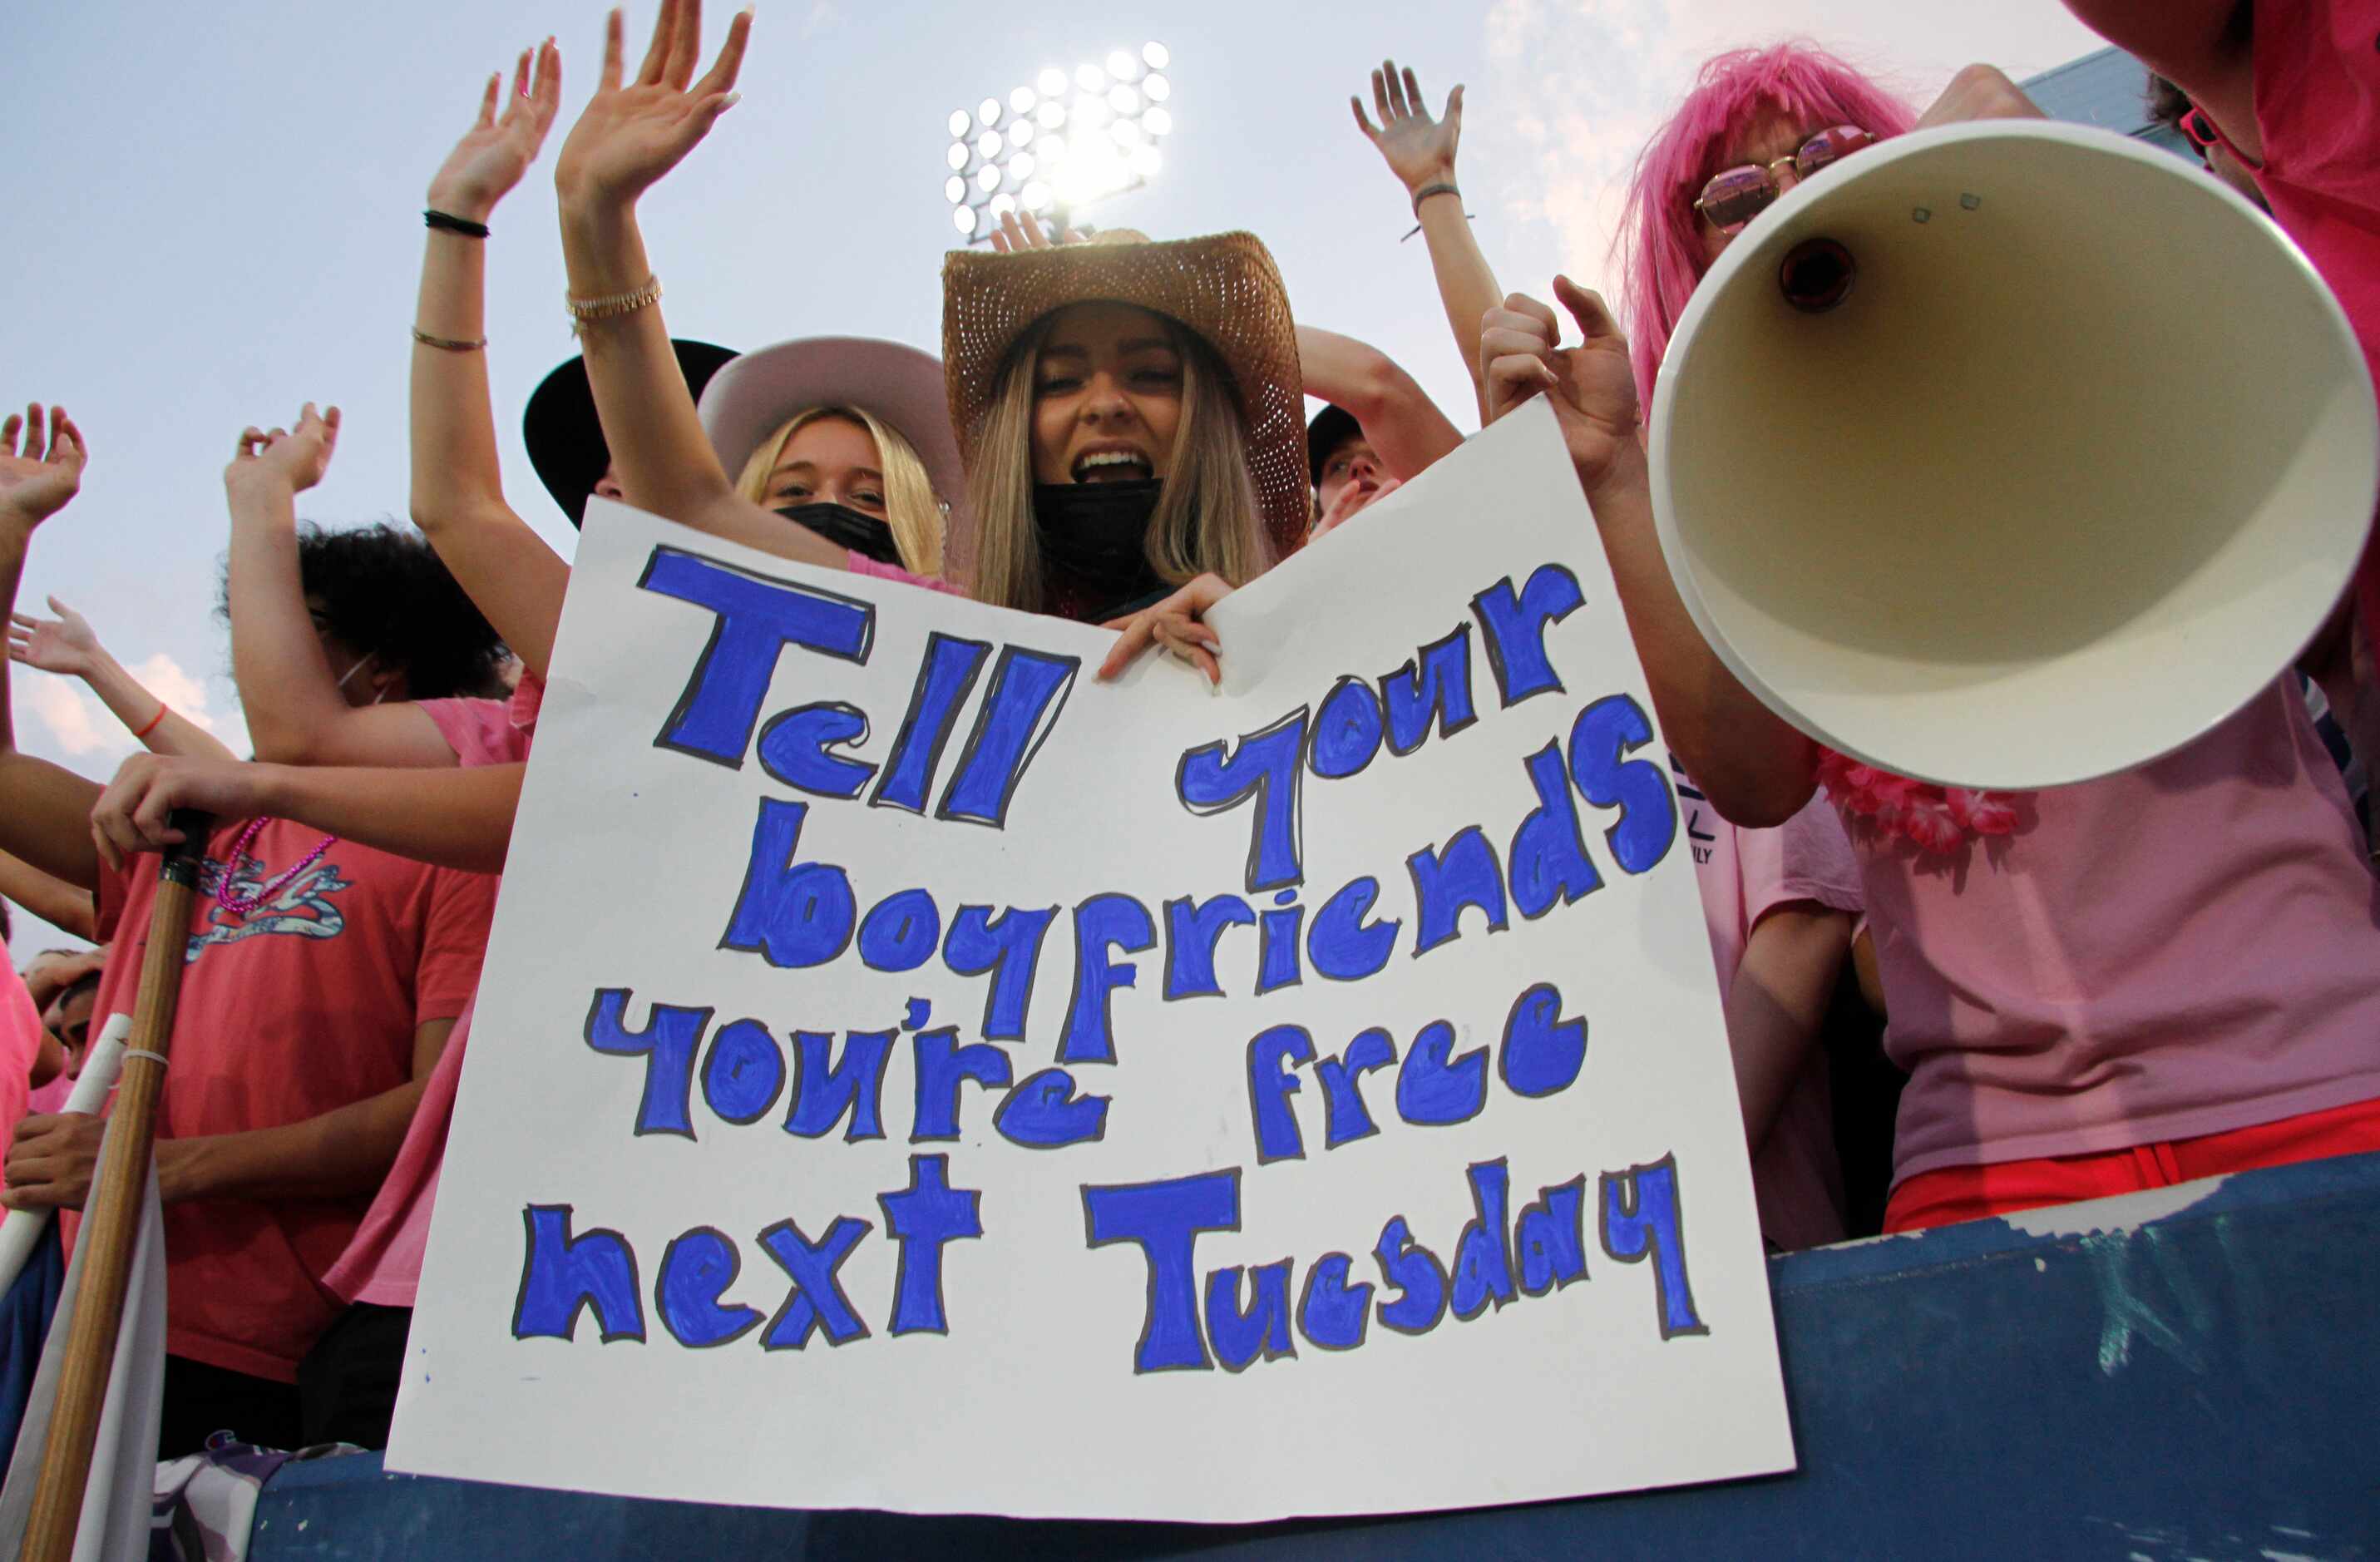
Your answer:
[566,276,663,337]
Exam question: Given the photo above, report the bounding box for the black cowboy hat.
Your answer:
[523,339,738,526]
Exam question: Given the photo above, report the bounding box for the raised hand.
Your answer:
[1311,475,1401,543]
[554,0,750,209]
[227,403,342,495]
[990,209,1084,254]
[428,37,565,222]
[8,596,101,677]
[1353,61,1463,195]
[1481,279,1640,493]
[0,404,87,530]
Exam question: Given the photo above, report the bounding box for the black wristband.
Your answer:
[1410,181,1461,219]
[425,209,491,239]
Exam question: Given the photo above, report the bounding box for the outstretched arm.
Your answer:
[1355,62,1504,423]
[8,596,235,760]
[225,406,461,768]
[413,40,575,680]
[1296,326,1462,480]
[90,753,522,876]
[1484,289,1817,826]
[555,2,849,570]
[7,1014,457,1210]
[0,406,106,892]
[0,848,96,942]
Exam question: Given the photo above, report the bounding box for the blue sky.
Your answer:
[0,0,2101,956]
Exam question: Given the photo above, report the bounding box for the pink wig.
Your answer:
[1617,42,1918,408]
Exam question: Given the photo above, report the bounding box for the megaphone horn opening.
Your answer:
[1779,237,1855,313]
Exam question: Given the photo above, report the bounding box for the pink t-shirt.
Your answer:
[323,677,539,1308]
[2229,2,2380,631]
[846,551,964,595]
[1679,769,1863,1251]
[1849,678,2380,1184]
[0,961,41,1188]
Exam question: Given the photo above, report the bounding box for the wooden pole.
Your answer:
[18,813,213,1562]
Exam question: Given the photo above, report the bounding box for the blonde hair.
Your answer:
[733,405,946,578]
[963,309,1273,615]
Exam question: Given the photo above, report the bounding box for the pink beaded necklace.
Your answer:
[215,818,338,917]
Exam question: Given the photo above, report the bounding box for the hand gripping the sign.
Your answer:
[1098,573,1233,687]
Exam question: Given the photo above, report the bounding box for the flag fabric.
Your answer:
[0,1220,65,1472]
[0,1018,170,1561]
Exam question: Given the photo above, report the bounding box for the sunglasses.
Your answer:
[2177,104,2221,151]
[1694,126,1875,235]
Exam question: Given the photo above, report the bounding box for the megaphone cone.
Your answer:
[1648,121,2378,790]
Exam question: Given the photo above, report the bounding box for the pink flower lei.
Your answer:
[1813,747,2021,853]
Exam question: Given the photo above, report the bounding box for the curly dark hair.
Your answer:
[216,521,509,700]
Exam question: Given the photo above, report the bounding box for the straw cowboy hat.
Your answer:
[525,339,737,527]
[696,336,972,556]
[941,229,1310,558]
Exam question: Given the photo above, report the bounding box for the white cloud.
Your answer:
[802,1,842,39]
[22,676,129,763]
[127,652,220,735]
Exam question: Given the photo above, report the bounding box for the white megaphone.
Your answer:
[1648,120,2378,790]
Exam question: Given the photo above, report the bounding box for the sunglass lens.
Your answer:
[1700,168,1775,232]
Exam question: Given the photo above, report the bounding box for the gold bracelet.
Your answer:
[412,326,486,353]
[566,275,662,336]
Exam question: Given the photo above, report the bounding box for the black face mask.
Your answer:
[1033,481,1166,611]
[775,502,901,566]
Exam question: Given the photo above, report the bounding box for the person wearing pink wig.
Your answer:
[1484,42,2380,1234]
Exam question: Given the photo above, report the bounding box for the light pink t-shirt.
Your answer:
[1849,678,2380,1184]
[0,961,42,1187]
[323,678,538,1307]
[1677,769,1862,1251]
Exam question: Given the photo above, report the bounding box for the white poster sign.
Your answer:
[389,401,1793,1521]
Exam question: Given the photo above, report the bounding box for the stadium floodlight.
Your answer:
[941,42,1175,244]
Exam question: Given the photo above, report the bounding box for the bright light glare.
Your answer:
[948,109,970,137]
[954,207,979,235]
[1022,180,1052,209]
[1038,67,1067,95]
[1110,117,1141,146]
[1010,119,1035,147]
[1143,106,1172,137]
[1143,73,1169,102]
[976,165,1000,192]
[1108,84,1138,114]
[1074,96,1110,127]
[975,130,1002,158]
[1129,146,1162,179]
[1037,101,1066,129]
[1143,41,1169,68]
[1075,62,1106,91]
[946,142,969,170]
[1010,87,1036,114]
[990,192,1017,216]
[1106,49,1138,80]
[1010,151,1036,180]
[945,175,967,203]
[978,97,1001,124]
[1039,133,1069,161]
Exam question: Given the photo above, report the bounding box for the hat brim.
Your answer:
[695,336,972,562]
[941,231,1309,561]
[526,340,738,527]
[1306,404,1364,488]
